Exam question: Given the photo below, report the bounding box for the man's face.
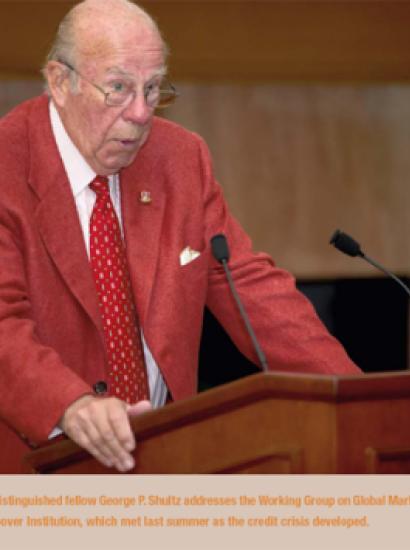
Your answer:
[54,25,165,175]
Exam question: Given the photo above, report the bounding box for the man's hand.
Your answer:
[60,395,151,472]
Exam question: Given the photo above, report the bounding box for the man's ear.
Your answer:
[44,61,71,107]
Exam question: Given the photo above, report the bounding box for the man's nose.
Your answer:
[122,92,152,125]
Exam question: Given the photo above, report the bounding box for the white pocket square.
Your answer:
[179,246,201,266]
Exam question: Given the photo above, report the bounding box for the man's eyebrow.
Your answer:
[104,67,132,77]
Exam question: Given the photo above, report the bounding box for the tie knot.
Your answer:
[90,176,109,196]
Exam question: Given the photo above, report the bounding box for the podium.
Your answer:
[24,371,410,474]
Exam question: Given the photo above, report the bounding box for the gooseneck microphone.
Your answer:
[330,229,410,297]
[210,234,269,372]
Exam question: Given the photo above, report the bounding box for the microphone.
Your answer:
[330,229,410,297]
[210,234,269,372]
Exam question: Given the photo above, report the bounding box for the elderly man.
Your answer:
[0,0,360,474]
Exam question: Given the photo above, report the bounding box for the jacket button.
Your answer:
[93,381,108,395]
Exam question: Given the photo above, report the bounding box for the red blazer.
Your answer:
[0,95,360,472]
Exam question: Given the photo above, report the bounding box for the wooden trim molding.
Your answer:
[1,1,410,81]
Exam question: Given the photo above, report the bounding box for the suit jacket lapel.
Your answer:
[26,96,166,336]
[120,156,166,327]
[27,96,103,336]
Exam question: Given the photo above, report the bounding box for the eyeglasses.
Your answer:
[60,60,179,109]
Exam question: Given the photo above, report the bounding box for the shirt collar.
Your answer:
[49,100,97,197]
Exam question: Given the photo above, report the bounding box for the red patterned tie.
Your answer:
[89,176,149,403]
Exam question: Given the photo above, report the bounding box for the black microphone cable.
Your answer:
[210,234,269,372]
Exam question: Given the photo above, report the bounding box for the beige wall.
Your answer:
[165,84,410,278]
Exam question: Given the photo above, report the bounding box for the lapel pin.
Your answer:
[139,191,152,204]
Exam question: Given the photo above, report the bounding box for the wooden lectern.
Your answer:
[24,371,410,474]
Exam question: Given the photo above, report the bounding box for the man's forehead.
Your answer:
[75,14,165,60]
[78,39,166,75]
[104,63,167,78]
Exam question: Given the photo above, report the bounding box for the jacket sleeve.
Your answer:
[194,135,361,375]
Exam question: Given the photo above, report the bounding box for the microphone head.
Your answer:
[330,229,364,257]
[211,234,230,263]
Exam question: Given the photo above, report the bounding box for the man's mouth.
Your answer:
[119,139,138,147]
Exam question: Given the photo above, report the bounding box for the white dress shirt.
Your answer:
[49,101,167,411]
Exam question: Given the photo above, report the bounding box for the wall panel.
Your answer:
[1,1,410,81]
[165,83,410,277]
